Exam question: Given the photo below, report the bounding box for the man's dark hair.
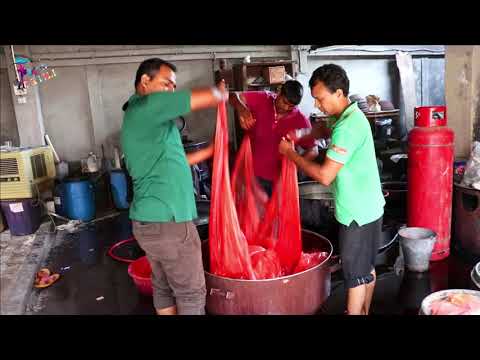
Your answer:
[308,64,349,97]
[123,58,177,111]
[134,58,177,88]
[280,80,303,105]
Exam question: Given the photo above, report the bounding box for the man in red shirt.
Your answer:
[229,80,318,195]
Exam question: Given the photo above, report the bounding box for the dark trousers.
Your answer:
[132,220,206,315]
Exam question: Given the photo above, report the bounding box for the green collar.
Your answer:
[329,101,359,125]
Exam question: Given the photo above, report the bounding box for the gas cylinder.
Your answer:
[407,106,454,261]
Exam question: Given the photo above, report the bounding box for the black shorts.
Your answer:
[339,216,382,289]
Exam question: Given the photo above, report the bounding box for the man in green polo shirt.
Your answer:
[279,64,385,315]
[121,58,228,315]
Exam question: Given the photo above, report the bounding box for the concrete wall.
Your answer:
[293,47,445,140]
[0,68,19,146]
[5,45,290,161]
[297,57,401,117]
[298,56,445,116]
[39,66,94,160]
[445,46,480,158]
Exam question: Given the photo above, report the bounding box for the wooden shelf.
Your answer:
[247,82,283,88]
[311,109,400,122]
[242,60,295,67]
[231,59,296,149]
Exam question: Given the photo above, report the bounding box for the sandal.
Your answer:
[34,272,60,289]
[36,268,50,279]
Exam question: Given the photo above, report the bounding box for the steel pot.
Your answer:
[298,181,337,250]
[299,181,390,256]
[382,181,407,223]
[202,229,335,315]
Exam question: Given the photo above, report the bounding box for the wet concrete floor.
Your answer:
[26,213,478,315]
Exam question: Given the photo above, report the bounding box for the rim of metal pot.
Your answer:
[299,181,388,200]
[298,181,334,200]
[378,229,400,253]
[203,229,333,282]
[472,263,480,289]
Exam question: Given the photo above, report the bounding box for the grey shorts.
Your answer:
[132,220,206,315]
[339,216,382,289]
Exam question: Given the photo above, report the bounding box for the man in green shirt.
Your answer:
[279,64,385,315]
[121,58,228,315]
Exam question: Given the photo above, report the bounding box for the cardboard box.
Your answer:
[263,66,285,84]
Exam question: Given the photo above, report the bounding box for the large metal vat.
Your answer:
[202,229,334,315]
[298,181,396,261]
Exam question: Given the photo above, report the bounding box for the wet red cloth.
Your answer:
[208,102,255,280]
[210,103,317,280]
[231,136,269,246]
[293,252,329,273]
[253,156,302,274]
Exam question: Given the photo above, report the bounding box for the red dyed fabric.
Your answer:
[209,103,306,280]
[231,136,269,246]
[251,249,283,280]
[253,156,302,274]
[208,102,255,280]
[293,252,329,274]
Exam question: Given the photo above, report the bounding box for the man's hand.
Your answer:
[279,137,295,156]
[239,108,256,130]
[212,86,229,102]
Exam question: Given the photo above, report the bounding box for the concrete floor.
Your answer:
[1,222,57,315]
[1,212,477,315]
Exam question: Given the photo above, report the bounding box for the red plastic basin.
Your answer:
[128,256,153,296]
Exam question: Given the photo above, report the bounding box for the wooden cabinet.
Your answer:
[230,60,296,147]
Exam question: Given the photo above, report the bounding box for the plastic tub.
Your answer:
[0,198,41,236]
[63,177,95,221]
[128,256,153,296]
[110,170,129,210]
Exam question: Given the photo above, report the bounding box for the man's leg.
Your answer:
[156,306,177,315]
[363,217,382,315]
[340,220,377,315]
[146,253,177,315]
[162,222,206,315]
[363,269,376,315]
[347,283,367,315]
[133,221,177,316]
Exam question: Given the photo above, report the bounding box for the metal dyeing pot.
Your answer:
[298,181,395,258]
[298,181,337,248]
[201,229,336,315]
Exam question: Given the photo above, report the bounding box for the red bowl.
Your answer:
[128,256,153,296]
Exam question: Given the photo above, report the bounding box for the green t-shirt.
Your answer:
[121,90,197,223]
[326,102,385,226]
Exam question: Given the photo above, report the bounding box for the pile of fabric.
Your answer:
[430,292,480,315]
[209,102,327,280]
